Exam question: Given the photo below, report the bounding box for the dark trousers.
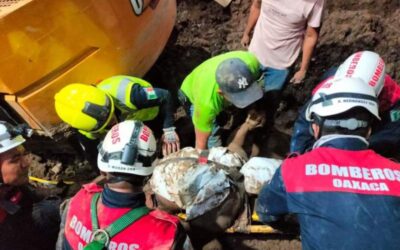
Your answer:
[0,196,61,250]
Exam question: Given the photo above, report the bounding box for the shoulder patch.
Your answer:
[144,87,158,100]
[390,109,400,122]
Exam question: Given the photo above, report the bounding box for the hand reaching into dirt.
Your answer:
[244,112,266,131]
[241,33,251,48]
[290,69,307,85]
[162,127,180,156]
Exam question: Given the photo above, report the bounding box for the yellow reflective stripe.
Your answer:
[116,78,133,109]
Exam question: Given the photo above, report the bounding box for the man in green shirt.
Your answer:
[179,51,263,149]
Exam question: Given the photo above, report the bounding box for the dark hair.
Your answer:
[316,107,375,137]
[107,172,147,186]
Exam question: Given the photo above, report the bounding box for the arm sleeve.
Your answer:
[255,168,289,223]
[289,101,315,154]
[130,85,175,128]
[307,0,324,27]
[369,101,400,157]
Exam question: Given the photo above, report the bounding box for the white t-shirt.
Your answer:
[249,0,325,69]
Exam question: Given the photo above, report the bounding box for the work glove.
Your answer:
[162,127,180,156]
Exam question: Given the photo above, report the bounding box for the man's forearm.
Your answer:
[195,128,211,150]
[153,88,175,128]
[243,0,262,36]
[300,26,319,72]
[228,123,250,149]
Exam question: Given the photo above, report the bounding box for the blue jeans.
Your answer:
[261,65,290,92]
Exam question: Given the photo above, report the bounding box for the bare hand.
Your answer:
[241,34,251,48]
[290,70,307,85]
[244,113,266,131]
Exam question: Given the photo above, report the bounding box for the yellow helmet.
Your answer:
[54,83,115,133]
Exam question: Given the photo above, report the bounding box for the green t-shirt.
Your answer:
[180,51,260,132]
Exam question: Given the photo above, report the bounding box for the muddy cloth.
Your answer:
[240,157,282,195]
[0,185,61,250]
[150,147,246,218]
[290,74,400,157]
[58,184,189,250]
[257,136,400,250]
[151,158,231,220]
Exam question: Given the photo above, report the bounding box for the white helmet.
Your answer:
[0,122,29,154]
[97,120,157,176]
[335,51,386,95]
[306,78,380,121]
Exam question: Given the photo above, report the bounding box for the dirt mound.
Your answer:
[148,0,400,135]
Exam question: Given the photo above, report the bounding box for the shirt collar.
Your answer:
[313,134,369,151]
[101,185,145,208]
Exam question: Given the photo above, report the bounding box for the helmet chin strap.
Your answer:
[312,114,325,139]
[323,118,368,130]
[312,114,369,139]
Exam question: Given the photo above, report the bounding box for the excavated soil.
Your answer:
[27,0,400,249]
[147,0,400,135]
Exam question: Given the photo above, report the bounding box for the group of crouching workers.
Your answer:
[1,50,400,250]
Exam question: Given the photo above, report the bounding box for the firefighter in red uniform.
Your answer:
[57,120,191,250]
[257,78,400,250]
[290,51,400,158]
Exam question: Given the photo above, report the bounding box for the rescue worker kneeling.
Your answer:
[54,75,180,157]
[149,147,246,249]
[257,78,400,249]
[57,121,190,250]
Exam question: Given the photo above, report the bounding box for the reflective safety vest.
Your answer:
[64,183,179,250]
[98,75,159,121]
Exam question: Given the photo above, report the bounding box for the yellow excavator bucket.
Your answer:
[0,0,176,134]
